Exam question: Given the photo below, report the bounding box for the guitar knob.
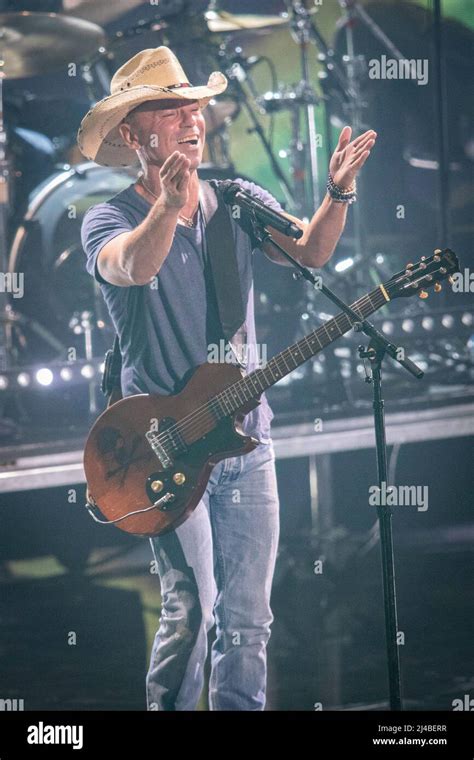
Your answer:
[173,472,186,486]
[151,480,164,493]
[434,283,442,293]
[418,290,429,299]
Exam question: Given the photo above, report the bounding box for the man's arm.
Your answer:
[97,200,180,287]
[262,126,377,268]
[96,152,191,287]
[262,195,347,268]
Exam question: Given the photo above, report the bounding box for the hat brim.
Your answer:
[77,71,227,166]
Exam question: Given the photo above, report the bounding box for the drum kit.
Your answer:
[1,1,327,416]
[0,1,472,433]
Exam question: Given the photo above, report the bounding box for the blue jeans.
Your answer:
[146,440,280,711]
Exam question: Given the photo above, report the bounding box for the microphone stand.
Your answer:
[251,216,425,712]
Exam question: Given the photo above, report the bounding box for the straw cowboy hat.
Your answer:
[77,46,228,167]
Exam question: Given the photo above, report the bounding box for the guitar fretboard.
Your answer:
[208,284,387,420]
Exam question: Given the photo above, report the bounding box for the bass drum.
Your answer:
[9,162,136,363]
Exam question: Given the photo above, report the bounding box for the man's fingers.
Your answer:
[176,169,190,193]
[337,125,352,149]
[351,137,376,162]
[173,163,190,186]
[160,151,181,171]
[162,155,186,177]
[167,161,188,183]
[351,130,377,149]
[349,133,375,155]
[160,152,186,178]
[351,150,371,169]
[164,156,191,183]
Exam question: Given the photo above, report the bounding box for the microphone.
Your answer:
[218,181,303,240]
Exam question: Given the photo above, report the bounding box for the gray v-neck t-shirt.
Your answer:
[81,178,283,442]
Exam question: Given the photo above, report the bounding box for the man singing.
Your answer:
[78,46,376,710]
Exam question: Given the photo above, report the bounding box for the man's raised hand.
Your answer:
[329,126,377,190]
[159,151,191,209]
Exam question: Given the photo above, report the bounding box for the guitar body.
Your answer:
[84,362,260,537]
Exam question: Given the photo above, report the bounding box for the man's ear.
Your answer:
[119,121,140,149]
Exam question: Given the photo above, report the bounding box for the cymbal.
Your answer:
[0,12,106,80]
[62,0,144,27]
[205,11,289,34]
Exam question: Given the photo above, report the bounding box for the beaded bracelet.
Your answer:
[326,173,357,204]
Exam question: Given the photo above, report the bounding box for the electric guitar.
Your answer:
[84,248,459,537]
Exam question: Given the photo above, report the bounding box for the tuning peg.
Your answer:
[434,283,442,293]
[406,263,414,268]
[434,248,442,254]
[418,290,429,299]
[421,256,426,261]
[448,275,455,285]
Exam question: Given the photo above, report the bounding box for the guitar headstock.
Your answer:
[384,248,460,300]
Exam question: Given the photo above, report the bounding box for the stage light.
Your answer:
[382,321,394,335]
[81,364,95,379]
[461,312,473,327]
[36,368,53,386]
[340,362,352,378]
[60,367,73,381]
[335,257,354,273]
[376,254,384,264]
[0,376,8,390]
[278,149,288,158]
[17,372,30,387]
[441,314,454,329]
[402,319,414,333]
[334,346,351,358]
[422,317,434,331]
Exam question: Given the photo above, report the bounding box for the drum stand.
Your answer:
[220,44,297,212]
[287,1,323,217]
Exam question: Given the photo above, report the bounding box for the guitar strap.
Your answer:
[102,179,247,405]
[199,178,247,364]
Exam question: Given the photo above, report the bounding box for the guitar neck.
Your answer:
[211,284,388,417]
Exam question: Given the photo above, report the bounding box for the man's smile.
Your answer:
[177,134,199,146]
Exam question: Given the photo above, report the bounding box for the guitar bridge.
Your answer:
[146,430,173,468]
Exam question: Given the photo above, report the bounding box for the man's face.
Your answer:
[120,98,206,171]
